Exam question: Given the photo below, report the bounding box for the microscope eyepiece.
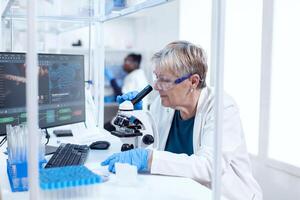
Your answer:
[131,85,153,105]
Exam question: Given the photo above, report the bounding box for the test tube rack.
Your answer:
[6,159,46,192]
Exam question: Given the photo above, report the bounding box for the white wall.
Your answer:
[134,0,180,85]
[1,20,12,51]
[133,0,179,102]
[179,0,211,54]
[178,0,211,84]
[0,21,3,51]
[135,1,179,52]
[104,19,136,50]
[251,158,300,200]
[58,26,90,50]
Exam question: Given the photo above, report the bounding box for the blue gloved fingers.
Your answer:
[117,151,131,164]
[128,91,142,110]
[111,164,116,173]
[112,151,133,173]
[116,95,125,104]
[127,91,138,99]
[104,149,150,173]
[134,101,143,110]
[122,93,130,100]
[120,93,132,101]
[101,153,118,166]
[116,91,139,103]
[101,154,116,166]
[131,148,149,172]
[130,149,142,171]
[117,91,143,110]
[104,68,108,76]
[108,157,119,172]
[116,93,130,104]
[140,149,150,172]
[104,68,114,81]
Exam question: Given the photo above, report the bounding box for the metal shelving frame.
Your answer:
[1,1,224,200]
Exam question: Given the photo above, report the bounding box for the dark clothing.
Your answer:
[110,79,122,97]
[165,110,195,156]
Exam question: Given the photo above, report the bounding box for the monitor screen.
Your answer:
[0,52,85,136]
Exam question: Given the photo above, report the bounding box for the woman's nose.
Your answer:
[153,81,162,91]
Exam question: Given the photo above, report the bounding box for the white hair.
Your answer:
[152,40,208,88]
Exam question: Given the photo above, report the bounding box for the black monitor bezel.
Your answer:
[0,52,86,136]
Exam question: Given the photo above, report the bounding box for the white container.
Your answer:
[115,163,138,186]
[126,0,146,7]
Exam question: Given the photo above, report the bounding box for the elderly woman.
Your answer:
[102,41,262,200]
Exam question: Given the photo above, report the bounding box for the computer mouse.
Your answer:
[89,141,110,150]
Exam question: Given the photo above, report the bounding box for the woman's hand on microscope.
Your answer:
[101,148,152,173]
[116,91,143,110]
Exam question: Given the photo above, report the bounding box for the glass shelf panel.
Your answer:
[2,19,90,53]
[102,0,172,22]
[2,0,93,19]
[2,0,173,23]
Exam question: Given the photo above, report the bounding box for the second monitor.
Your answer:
[0,52,85,136]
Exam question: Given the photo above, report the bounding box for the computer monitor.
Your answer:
[0,52,85,136]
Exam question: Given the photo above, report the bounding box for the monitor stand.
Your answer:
[44,128,50,144]
[43,128,58,155]
[45,145,58,155]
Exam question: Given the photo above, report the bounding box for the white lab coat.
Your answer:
[149,87,262,200]
[122,68,148,94]
[122,68,149,109]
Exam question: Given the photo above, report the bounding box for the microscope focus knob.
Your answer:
[121,144,134,151]
[142,134,154,145]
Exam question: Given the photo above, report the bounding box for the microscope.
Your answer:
[111,85,158,151]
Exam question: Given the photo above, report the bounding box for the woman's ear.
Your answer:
[190,74,200,88]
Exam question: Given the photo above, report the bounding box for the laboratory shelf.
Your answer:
[1,0,173,34]
[2,0,173,23]
[3,20,90,35]
[2,15,95,23]
[1,0,92,20]
[100,0,173,22]
[1,0,13,18]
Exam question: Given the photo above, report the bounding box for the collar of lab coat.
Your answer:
[193,87,208,153]
[158,87,209,152]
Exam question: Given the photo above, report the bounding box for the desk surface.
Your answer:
[0,126,220,200]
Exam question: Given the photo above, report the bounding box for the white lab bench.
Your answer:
[0,125,226,200]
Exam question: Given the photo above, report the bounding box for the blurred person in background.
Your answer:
[104,53,149,132]
[105,53,149,106]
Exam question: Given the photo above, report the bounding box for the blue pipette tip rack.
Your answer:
[39,166,102,190]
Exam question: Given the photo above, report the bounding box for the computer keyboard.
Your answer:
[45,143,89,168]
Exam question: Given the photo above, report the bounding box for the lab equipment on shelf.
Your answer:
[105,0,126,15]
[44,143,89,168]
[39,165,102,200]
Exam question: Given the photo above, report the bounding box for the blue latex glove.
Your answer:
[116,91,143,110]
[101,148,150,173]
[104,68,114,81]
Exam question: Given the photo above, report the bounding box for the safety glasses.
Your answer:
[153,73,192,91]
